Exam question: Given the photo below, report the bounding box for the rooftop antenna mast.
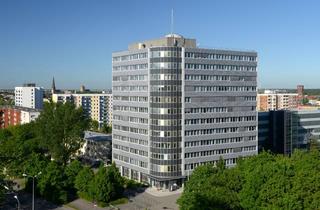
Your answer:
[171,8,174,37]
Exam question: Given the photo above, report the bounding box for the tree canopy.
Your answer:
[36,102,90,165]
[178,150,320,210]
[75,163,124,206]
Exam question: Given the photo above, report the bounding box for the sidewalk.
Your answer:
[144,187,183,197]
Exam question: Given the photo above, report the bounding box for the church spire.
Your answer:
[51,77,56,94]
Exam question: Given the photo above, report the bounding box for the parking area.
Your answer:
[60,188,181,210]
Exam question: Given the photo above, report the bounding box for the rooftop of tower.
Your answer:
[128,34,197,50]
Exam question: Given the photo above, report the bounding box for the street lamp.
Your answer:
[14,195,20,210]
[23,171,42,210]
[2,185,20,210]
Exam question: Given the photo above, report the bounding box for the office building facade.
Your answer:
[258,110,320,154]
[112,34,258,189]
[15,84,44,109]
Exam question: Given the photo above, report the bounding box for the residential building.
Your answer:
[297,85,304,104]
[0,106,41,129]
[52,93,112,126]
[258,110,320,154]
[15,83,44,109]
[112,34,258,189]
[80,131,112,163]
[257,90,298,111]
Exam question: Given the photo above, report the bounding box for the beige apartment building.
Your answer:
[257,90,298,111]
[52,93,112,126]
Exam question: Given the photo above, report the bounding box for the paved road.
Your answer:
[57,189,181,210]
[1,188,180,210]
[0,192,70,210]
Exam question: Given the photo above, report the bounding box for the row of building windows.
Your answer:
[185,75,256,82]
[185,116,256,125]
[113,75,147,81]
[185,63,256,71]
[151,142,181,149]
[185,148,233,158]
[185,126,256,136]
[185,75,229,81]
[114,96,148,102]
[113,153,148,168]
[151,164,181,173]
[150,74,181,81]
[150,97,181,103]
[151,85,181,92]
[113,115,148,124]
[113,86,148,92]
[113,125,148,135]
[113,144,148,157]
[113,63,148,71]
[186,107,230,113]
[185,146,256,159]
[150,62,181,69]
[193,86,256,92]
[113,134,148,146]
[150,51,181,58]
[112,52,148,62]
[185,136,256,147]
[185,52,256,62]
[151,130,181,137]
[150,108,181,114]
[185,106,256,114]
[151,153,181,160]
[185,158,237,170]
[114,106,148,113]
[151,119,181,126]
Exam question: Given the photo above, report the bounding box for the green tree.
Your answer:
[178,164,242,210]
[89,163,124,206]
[0,123,42,176]
[37,161,68,204]
[23,152,49,177]
[178,150,320,210]
[90,120,99,131]
[101,124,112,134]
[36,102,90,165]
[75,166,94,200]
[0,95,14,105]
[65,159,83,190]
[302,98,309,105]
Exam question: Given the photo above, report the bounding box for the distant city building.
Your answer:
[15,83,44,109]
[0,106,41,129]
[52,93,112,126]
[257,90,298,111]
[112,34,258,189]
[80,85,86,93]
[297,85,304,104]
[258,110,320,154]
[80,131,112,163]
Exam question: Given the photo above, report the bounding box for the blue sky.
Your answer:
[1,0,320,89]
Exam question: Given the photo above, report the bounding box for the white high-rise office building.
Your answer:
[112,34,258,189]
[15,83,44,109]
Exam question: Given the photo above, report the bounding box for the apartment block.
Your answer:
[15,83,44,109]
[52,93,112,126]
[112,34,258,189]
[258,110,320,154]
[257,90,298,111]
[0,106,41,129]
